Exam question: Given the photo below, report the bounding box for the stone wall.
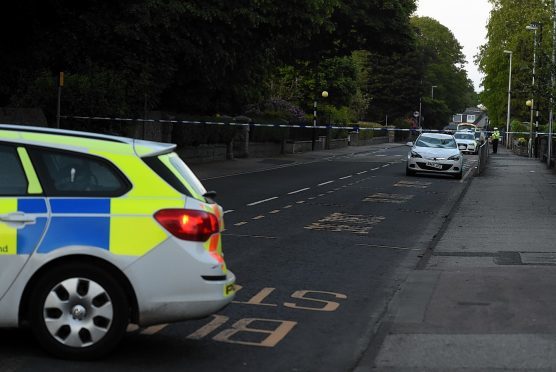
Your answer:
[177,144,227,163]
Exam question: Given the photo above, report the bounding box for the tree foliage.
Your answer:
[477,0,553,127]
[1,0,476,134]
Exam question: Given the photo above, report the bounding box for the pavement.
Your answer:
[356,145,556,371]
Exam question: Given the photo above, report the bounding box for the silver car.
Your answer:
[406,133,463,179]
[454,131,478,154]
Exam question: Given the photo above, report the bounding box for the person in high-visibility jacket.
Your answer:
[491,127,501,154]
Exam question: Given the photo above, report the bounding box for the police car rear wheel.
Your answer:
[29,263,129,359]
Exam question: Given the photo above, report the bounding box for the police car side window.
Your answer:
[29,148,130,197]
[0,144,28,196]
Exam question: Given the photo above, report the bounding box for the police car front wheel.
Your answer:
[29,262,129,360]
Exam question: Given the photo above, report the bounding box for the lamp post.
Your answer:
[549,1,556,167]
[312,90,329,151]
[526,22,540,157]
[504,50,513,148]
[431,85,437,99]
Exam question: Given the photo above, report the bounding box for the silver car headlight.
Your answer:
[448,154,461,161]
[410,150,422,158]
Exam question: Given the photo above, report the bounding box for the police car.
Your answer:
[0,124,235,359]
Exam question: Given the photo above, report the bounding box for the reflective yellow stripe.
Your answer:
[0,199,18,255]
[17,147,43,194]
[109,198,183,256]
[22,132,133,155]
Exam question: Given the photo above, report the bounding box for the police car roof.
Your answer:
[0,124,176,157]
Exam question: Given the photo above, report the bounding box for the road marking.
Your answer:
[296,200,306,204]
[308,196,316,200]
[371,167,380,171]
[318,193,326,197]
[288,187,310,195]
[252,215,265,220]
[283,204,293,209]
[269,209,281,214]
[223,233,277,240]
[339,175,352,180]
[235,221,248,226]
[318,180,334,186]
[141,324,168,335]
[247,196,278,206]
[363,193,414,204]
[356,243,418,251]
[224,210,234,214]
[305,212,385,235]
[381,164,390,168]
[376,154,386,157]
[234,287,278,306]
[394,180,431,188]
[357,170,368,175]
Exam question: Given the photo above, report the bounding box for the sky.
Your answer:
[415,0,493,92]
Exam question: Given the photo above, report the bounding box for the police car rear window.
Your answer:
[143,156,192,197]
[143,154,207,201]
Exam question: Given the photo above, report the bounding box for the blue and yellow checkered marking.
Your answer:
[2,197,174,256]
[0,198,48,255]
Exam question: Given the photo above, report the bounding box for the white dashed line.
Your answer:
[252,215,265,220]
[288,187,310,195]
[357,171,368,175]
[339,175,352,180]
[247,196,278,206]
[381,164,390,168]
[371,167,380,171]
[234,222,248,226]
[283,205,293,209]
[141,324,168,335]
[269,210,281,214]
[318,180,334,186]
[296,200,306,204]
[224,210,234,214]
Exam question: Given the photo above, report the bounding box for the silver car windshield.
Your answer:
[416,136,456,149]
[454,133,474,140]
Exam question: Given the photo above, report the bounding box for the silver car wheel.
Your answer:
[43,277,114,348]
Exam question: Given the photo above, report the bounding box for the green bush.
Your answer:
[357,122,385,139]
[510,120,529,135]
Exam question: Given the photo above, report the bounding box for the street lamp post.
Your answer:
[431,85,437,99]
[504,50,513,148]
[549,1,556,167]
[526,22,540,157]
[312,90,329,151]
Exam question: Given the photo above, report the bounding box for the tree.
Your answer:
[477,0,552,127]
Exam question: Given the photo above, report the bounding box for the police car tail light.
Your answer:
[154,209,219,242]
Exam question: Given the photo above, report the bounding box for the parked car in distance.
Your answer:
[454,131,478,154]
[406,132,463,179]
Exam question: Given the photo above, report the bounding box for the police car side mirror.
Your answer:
[406,142,413,147]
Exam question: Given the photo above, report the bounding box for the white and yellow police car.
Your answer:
[0,124,235,359]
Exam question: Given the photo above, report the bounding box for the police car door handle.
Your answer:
[0,213,36,224]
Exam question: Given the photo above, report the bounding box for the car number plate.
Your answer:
[426,162,443,169]
[224,283,236,297]
[459,145,466,149]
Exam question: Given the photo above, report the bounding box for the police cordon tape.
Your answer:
[60,115,547,136]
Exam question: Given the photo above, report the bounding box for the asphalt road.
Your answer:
[0,146,475,372]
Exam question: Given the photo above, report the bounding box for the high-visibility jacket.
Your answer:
[492,130,500,140]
